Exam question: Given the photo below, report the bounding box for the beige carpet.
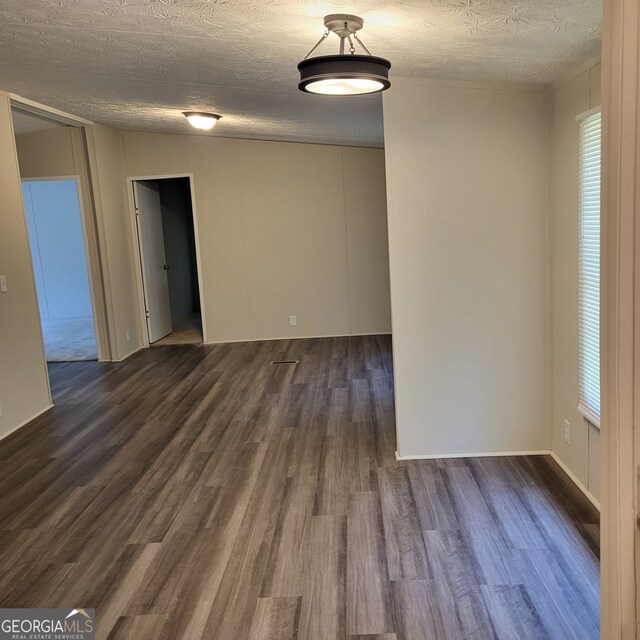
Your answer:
[42,316,98,362]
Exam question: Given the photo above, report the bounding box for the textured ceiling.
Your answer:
[0,0,601,147]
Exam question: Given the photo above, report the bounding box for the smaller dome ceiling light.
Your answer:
[183,112,221,131]
[298,14,391,96]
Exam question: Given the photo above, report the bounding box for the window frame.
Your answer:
[576,108,601,428]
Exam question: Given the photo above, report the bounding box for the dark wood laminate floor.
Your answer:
[0,336,600,639]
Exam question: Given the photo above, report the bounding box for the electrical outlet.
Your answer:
[126,330,132,343]
[289,315,297,326]
[564,419,571,445]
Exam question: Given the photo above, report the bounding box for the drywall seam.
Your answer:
[83,127,121,359]
[340,148,353,335]
[78,128,113,361]
[544,89,553,452]
[381,91,404,457]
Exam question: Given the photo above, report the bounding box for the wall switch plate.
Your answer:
[126,330,132,343]
[0,275,7,293]
[289,315,297,326]
[564,419,571,445]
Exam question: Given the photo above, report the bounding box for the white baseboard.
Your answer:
[393,448,600,511]
[0,404,54,442]
[204,331,392,345]
[550,451,600,511]
[112,345,145,362]
[395,449,551,461]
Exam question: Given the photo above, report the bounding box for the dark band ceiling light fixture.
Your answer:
[298,14,391,96]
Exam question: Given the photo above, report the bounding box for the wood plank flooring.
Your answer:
[0,335,600,639]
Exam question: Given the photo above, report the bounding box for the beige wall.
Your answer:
[1,116,389,440]
[16,127,77,177]
[85,126,141,359]
[122,132,391,342]
[0,92,51,438]
[15,126,112,360]
[548,59,601,501]
[383,78,549,457]
[11,125,391,361]
[16,126,144,360]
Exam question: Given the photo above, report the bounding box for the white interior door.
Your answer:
[134,181,172,343]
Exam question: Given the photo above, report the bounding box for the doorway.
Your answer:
[11,102,111,366]
[131,177,203,346]
[22,178,98,362]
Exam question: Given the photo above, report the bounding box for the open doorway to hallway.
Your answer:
[22,178,97,361]
[131,177,203,346]
[10,103,109,364]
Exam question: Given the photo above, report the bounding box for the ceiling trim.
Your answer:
[549,54,602,91]
[10,93,94,128]
[389,76,548,93]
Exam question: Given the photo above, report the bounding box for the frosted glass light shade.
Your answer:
[183,112,221,130]
[305,78,385,95]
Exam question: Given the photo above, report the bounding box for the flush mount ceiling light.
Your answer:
[183,112,221,130]
[298,14,391,96]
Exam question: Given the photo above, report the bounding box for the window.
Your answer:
[577,110,601,427]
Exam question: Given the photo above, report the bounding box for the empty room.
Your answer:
[1,1,639,639]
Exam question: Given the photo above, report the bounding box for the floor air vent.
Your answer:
[270,360,299,365]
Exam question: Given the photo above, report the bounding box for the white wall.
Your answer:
[548,59,601,501]
[383,78,549,457]
[22,179,93,320]
[0,91,51,438]
[123,133,392,343]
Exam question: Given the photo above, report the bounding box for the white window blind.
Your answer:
[577,111,601,427]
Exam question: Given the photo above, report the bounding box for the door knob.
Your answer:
[163,264,170,270]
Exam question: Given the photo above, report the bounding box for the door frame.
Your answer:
[601,0,640,635]
[21,175,108,362]
[127,173,208,347]
[10,95,112,362]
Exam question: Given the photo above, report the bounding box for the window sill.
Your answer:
[577,403,600,429]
